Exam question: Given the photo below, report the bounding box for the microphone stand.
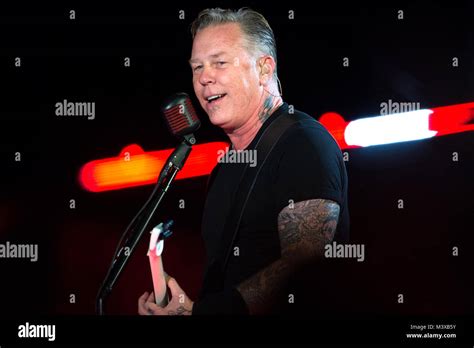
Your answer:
[96,133,195,315]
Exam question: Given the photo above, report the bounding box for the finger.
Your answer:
[167,277,182,299]
[147,302,166,315]
[139,292,148,306]
[138,292,149,315]
[138,304,148,315]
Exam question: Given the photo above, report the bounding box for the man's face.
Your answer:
[190,23,263,131]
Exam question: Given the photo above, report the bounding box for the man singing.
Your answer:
[139,7,349,316]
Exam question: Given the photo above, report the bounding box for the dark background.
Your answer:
[0,0,473,320]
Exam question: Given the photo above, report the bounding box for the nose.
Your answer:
[199,65,215,86]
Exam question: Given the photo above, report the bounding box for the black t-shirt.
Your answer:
[193,102,349,315]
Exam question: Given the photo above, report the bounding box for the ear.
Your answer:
[258,56,276,85]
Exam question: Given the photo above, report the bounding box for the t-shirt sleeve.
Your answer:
[273,123,346,214]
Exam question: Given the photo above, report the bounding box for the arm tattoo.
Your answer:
[278,199,339,260]
[236,199,340,314]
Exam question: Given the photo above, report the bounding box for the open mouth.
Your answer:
[206,93,227,104]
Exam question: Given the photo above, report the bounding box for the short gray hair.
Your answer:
[190,8,278,79]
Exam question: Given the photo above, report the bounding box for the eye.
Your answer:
[216,61,227,67]
[193,65,203,72]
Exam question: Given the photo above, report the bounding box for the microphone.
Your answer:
[158,93,199,177]
[161,92,201,139]
[97,94,198,315]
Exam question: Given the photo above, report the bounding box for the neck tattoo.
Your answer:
[258,95,281,125]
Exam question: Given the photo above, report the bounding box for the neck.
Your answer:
[227,92,283,151]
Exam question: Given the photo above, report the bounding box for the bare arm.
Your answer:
[236,199,340,314]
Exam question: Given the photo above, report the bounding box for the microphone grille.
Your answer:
[161,93,200,137]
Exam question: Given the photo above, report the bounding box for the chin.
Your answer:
[207,108,223,121]
[208,112,231,129]
[209,115,227,127]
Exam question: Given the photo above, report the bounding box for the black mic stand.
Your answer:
[96,133,195,315]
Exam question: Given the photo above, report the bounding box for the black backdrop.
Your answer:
[0,0,473,344]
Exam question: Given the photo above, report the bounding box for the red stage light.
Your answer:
[79,142,229,192]
[319,102,474,149]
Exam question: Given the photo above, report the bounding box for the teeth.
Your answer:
[207,94,224,102]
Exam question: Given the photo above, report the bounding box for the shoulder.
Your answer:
[275,108,341,158]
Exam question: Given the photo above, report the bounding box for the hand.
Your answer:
[138,277,194,316]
